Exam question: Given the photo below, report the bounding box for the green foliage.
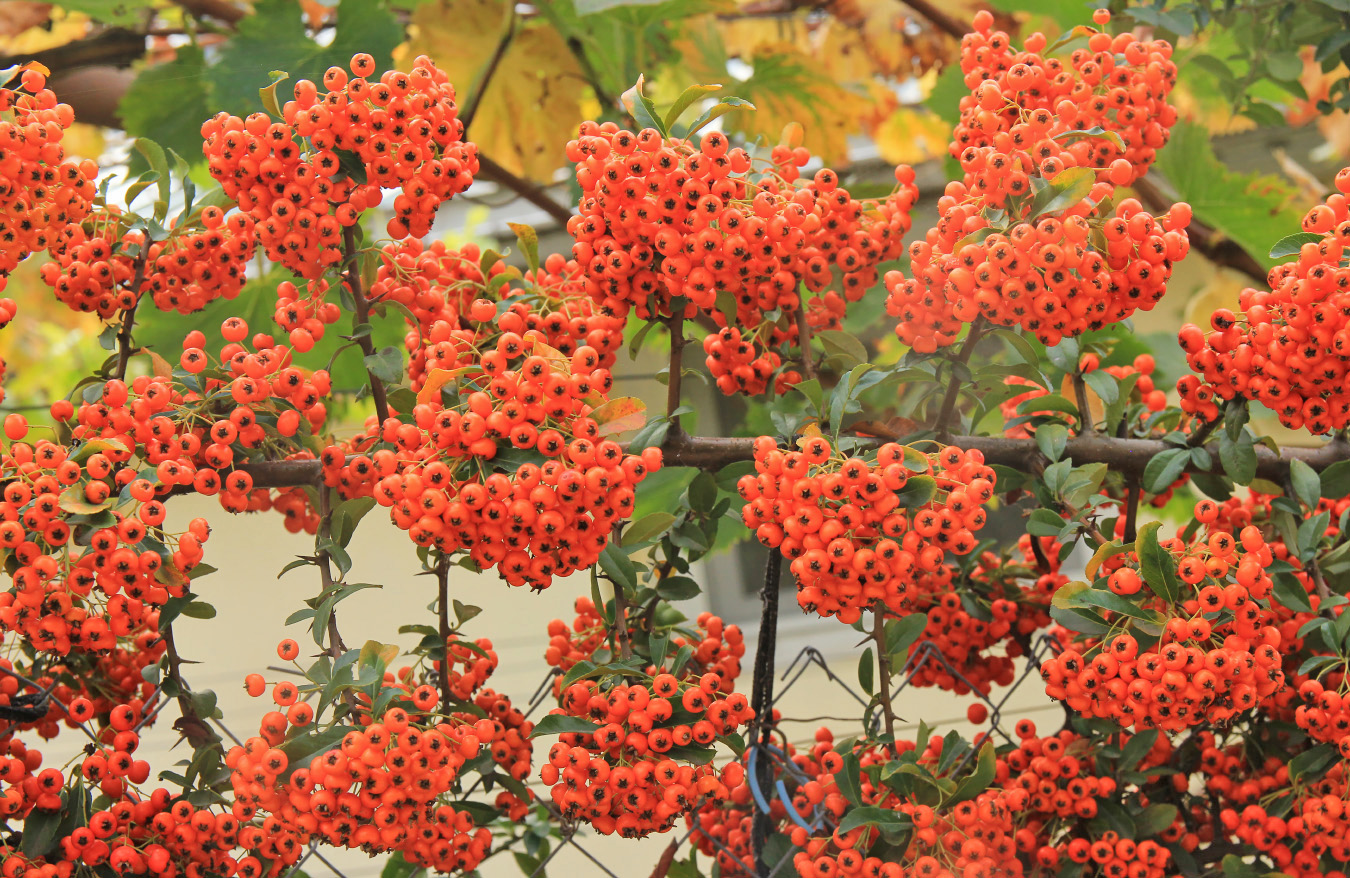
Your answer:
[119,0,403,160]
[1152,119,1306,271]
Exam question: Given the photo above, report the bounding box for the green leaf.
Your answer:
[837,805,911,835]
[1154,120,1305,271]
[1265,51,1304,82]
[1270,231,1323,260]
[530,713,603,738]
[181,600,217,620]
[381,852,427,878]
[621,75,668,137]
[1133,802,1178,837]
[947,741,995,806]
[1272,573,1313,614]
[259,70,290,117]
[1289,743,1337,784]
[1142,447,1188,494]
[331,496,377,548]
[20,806,64,857]
[896,476,937,508]
[208,0,403,122]
[1290,458,1322,509]
[1323,460,1350,498]
[1036,423,1069,462]
[120,45,214,163]
[1118,729,1158,771]
[884,614,927,661]
[622,512,677,546]
[816,330,869,369]
[1029,167,1095,217]
[837,751,864,806]
[1136,521,1182,605]
[1219,430,1258,485]
[599,542,638,594]
[858,647,874,696]
[364,346,404,385]
[685,96,755,138]
[663,83,722,131]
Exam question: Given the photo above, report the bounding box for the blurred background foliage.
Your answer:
[0,0,1347,443]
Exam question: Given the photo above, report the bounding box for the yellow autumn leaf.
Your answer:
[724,44,872,163]
[591,397,647,437]
[397,0,586,181]
[873,106,951,166]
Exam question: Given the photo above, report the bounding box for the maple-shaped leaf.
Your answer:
[398,0,586,181]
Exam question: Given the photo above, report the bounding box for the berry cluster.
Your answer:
[901,537,1058,695]
[371,243,627,391]
[1042,509,1287,731]
[887,10,1188,351]
[320,329,659,589]
[41,207,256,318]
[228,712,491,874]
[568,123,916,394]
[1179,171,1350,432]
[202,53,477,277]
[541,672,751,837]
[0,68,98,293]
[544,596,745,694]
[739,437,996,622]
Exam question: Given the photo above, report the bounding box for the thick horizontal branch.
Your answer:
[238,432,1350,489]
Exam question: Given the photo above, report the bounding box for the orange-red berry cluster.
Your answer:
[1179,171,1350,433]
[541,672,751,837]
[887,10,1188,352]
[1042,508,1287,731]
[41,207,256,318]
[320,331,659,588]
[740,437,995,623]
[544,596,744,694]
[0,68,98,293]
[202,53,477,277]
[567,123,916,394]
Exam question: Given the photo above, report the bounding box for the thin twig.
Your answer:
[666,314,686,434]
[795,304,816,381]
[871,610,898,756]
[343,225,390,426]
[934,318,985,438]
[314,482,351,668]
[460,10,518,130]
[1124,479,1141,543]
[435,554,454,713]
[1072,371,1096,436]
[476,155,573,227]
[113,252,148,381]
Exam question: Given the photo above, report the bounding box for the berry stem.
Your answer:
[162,625,219,750]
[795,302,816,382]
[871,609,899,757]
[1072,371,1096,436]
[112,250,148,381]
[933,318,985,438]
[344,224,391,427]
[666,314,686,434]
[314,481,356,711]
[435,553,454,713]
[748,547,781,876]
